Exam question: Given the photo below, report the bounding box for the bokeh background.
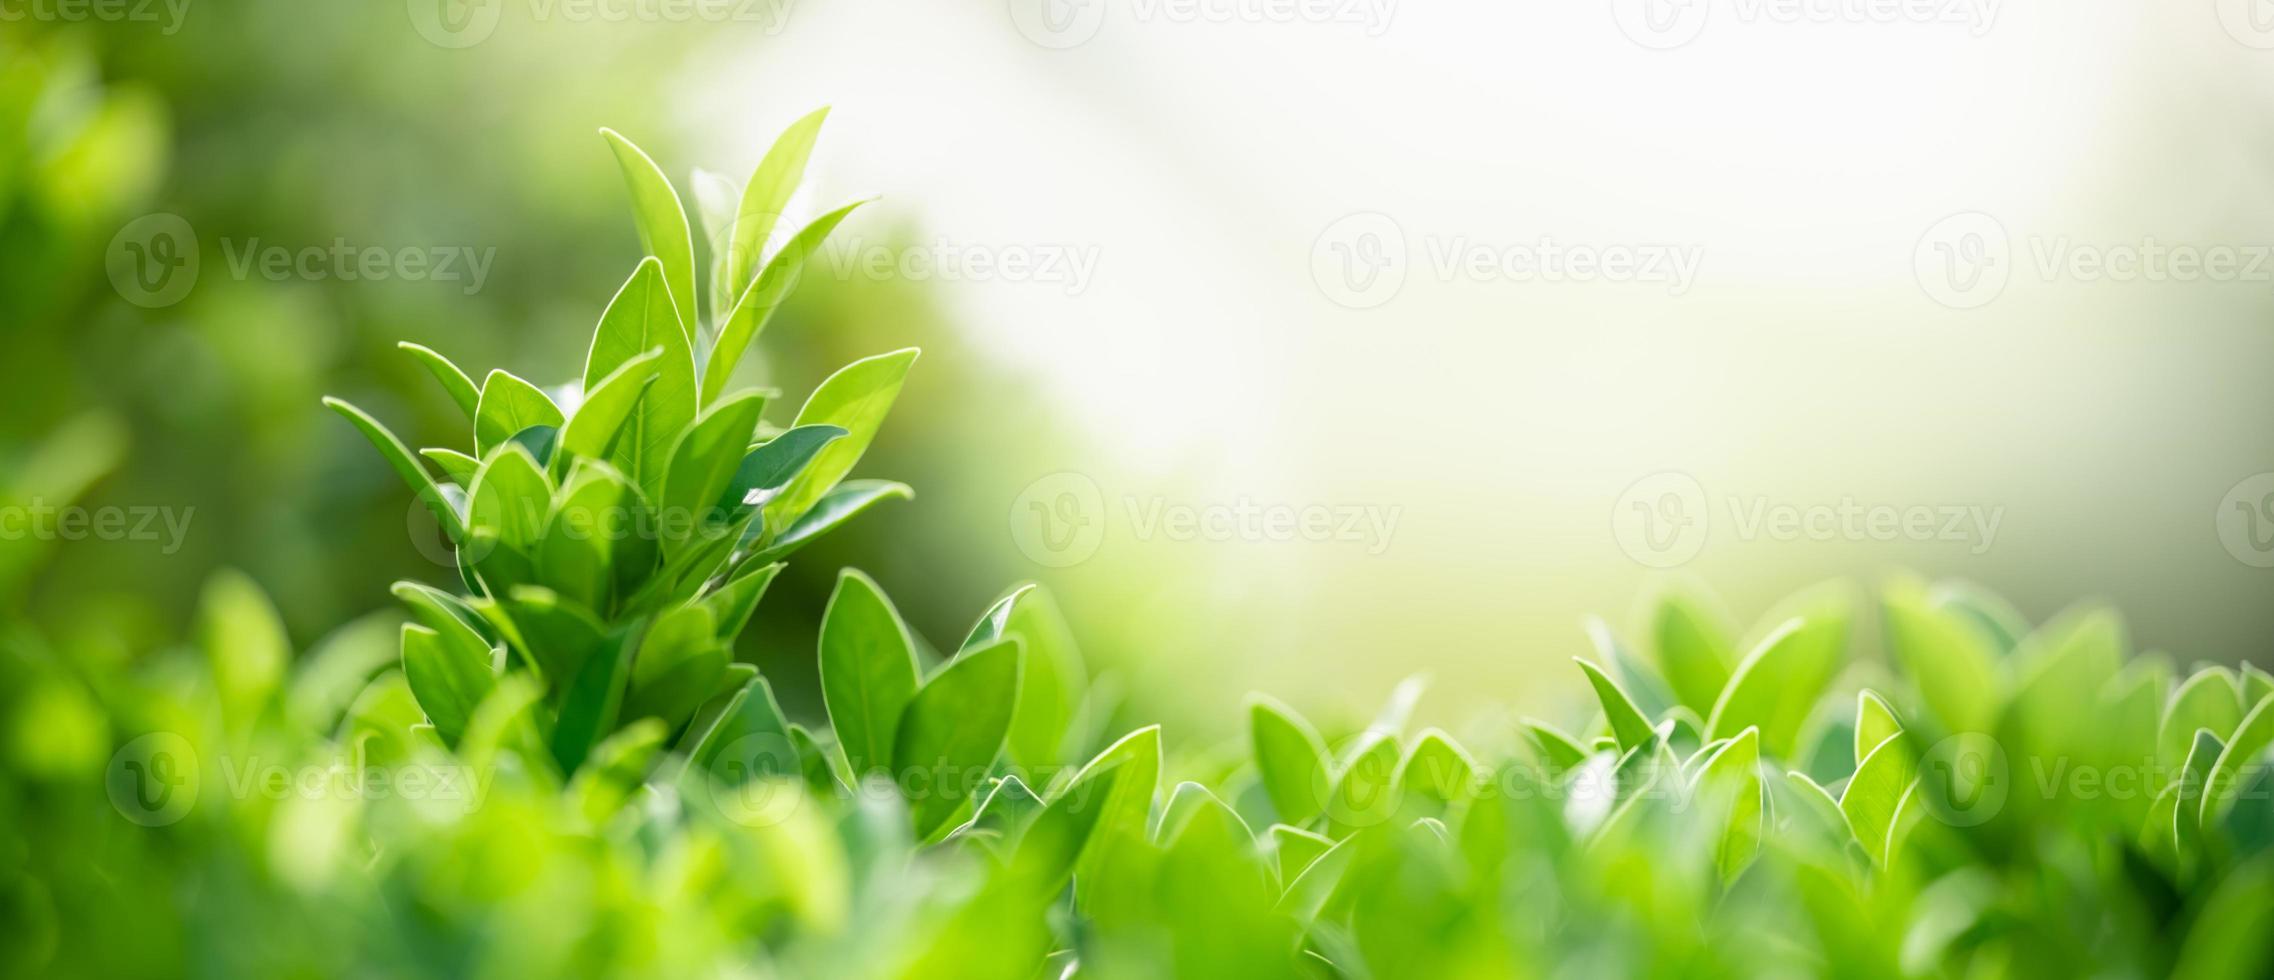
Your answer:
[6,0,2273,742]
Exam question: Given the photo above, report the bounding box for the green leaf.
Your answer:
[748,479,912,565]
[558,347,663,465]
[1269,824,1334,883]
[961,584,1089,771]
[400,623,496,746]
[1249,695,1331,827]
[2164,668,2246,769]
[1011,765,1123,894]
[549,625,635,773]
[1882,582,2000,736]
[1069,726,1161,907]
[466,444,552,594]
[2204,696,2274,830]
[1929,579,2031,655]
[660,390,766,554]
[473,370,565,458]
[1576,657,1657,751]
[457,675,557,787]
[624,606,724,730]
[895,638,1021,838]
[687,674,797,784]
[722,106,829,304]
[1397,729,1476,808]
[1651,588,1734,714]
[1855,690,1901,765]
[197,569,291,731]
[1707,613,1849,760]
[697,560,783,641]
[819,569,921,780]
[762,349,919,536]
[1776,769,1854,849]
[583,257,697,505]
[533,459,636,612]
[324,397,466,543]
[702,199,871,405]
[1522,718,1590,771]
[1840,732,1918,866]
[569,719,668,825]
[1689,726,1762,881]
[720,423,846,526]
[1325,732,1401,838]
[420,447,480,486]
[2171,855,2274,980]
[601,128,697,339]
[398,341,479,419]
[2176,728,2227,874]
[493,585,608,684]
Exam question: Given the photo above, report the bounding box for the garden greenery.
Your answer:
[7,115,2274,979]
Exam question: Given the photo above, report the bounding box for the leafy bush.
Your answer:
[8,116,2274,979]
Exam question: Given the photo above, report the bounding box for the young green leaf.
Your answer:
[687,674,797,784]
[1707,614,1848,760]
[748,479,913,565]
[2202,696,2274,829]
[601,128,697,339]
[702,199,871,404]
[399,341,480,418]
[722,106,829,300]
[197,569,291,731]
[549,625,635,773]
[420,447,480,486]
[659,390,767,553]
[558,347,663,465]
[400,623,497,746]
[762,349,919,535]
[324,397,466,543]
[473,369,565,457]
[624,605,724,729]
[1652,588,1734,714]
[720,423,847,523]
[960,584,1088,771]
[1269,824,1334,884]
[1882,582,2000,735]
[1325,732,1401,838]
[895,639,1021,839]
[1397,729,1476,808]
[2163,668,2246,769]
[533,459,636,612]
[1250,695,1332,827]
[697,560,783,641]
[1576,657,1657,751]
[1841,733,1919,866]
[1522,718,1590,771]
[819,569,921,781]
[1855,690,1901,765]
[583,257,697,504]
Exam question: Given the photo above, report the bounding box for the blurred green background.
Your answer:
[6,1,2273,745]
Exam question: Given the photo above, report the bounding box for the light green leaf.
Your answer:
[1269,824,1334,883]
[723,106,829,301]
[762,349,919,536]
[583,257,697,504]
[1577,657,1656,751]
[819,569,921,780]
[1397,729,1476,807]
[702,199,870,405]
[533,459,635,612]
[1250,695,1331,827]
[1707,613,1849,760]
[549,624,635,773]
[420,447,480,486]
[1690,726,1762,881]
[1069,725,1161,907]
[687,674,797,784]
[2204,696,2274,830]
[624,605,724,730]
[473,370,565,458]
[2164,668,2246,769]
[1325,732,1401,838]
[197,569,290,732]
[1841,733,1918,866]
[1652,588,1734,714]
[2171,854,2274,980]
[400,623,496,747]
[660,390,766,554]
[961,584,1089,771]
[558,347,663,465]
[721,423,847,526]
[1929,579,2030,655]
[399,341,479,419]
[697,560,783,641]
[601,128,697,339]
[324,397,466,543]
[895,639,1021,839]
[1855,690,1901,765]
[1523,718,1590,771]
[1882,582,2000,735]
[748,479,912,565]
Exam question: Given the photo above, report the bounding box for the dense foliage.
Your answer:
[6,116,2274,980]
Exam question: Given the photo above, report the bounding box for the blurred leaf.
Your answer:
[961,584,1088,772]
[1250,695,1331,827]
[197,569,289,732]
[895,638,1020,839]
[1652,588,1735,714]
[399,622,495,746]
[1577,657,1656,751]
[1855,690,1900,766]
[1708,613,1848,760]
[2164,668,2246,770]
[1883,582,2000,736]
